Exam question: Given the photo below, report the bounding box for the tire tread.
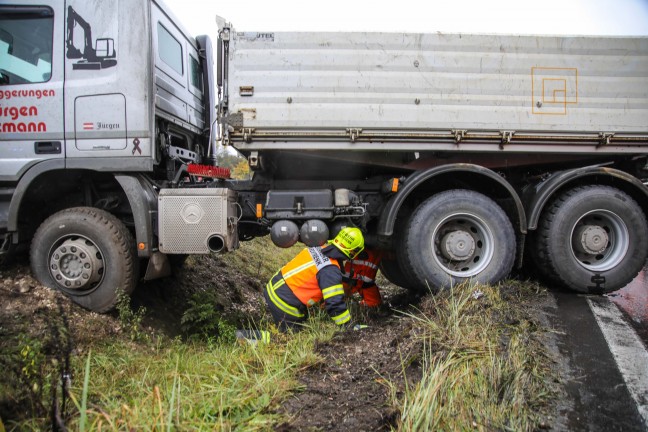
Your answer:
[532,185,648,293]
[30,207,137,312]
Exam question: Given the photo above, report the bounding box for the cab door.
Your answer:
[0,2,65,183]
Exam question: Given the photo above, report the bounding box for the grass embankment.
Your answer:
[1,238,554,430]
[390,282,552,431]
[70,326,335,430]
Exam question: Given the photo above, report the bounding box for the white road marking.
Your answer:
[587,298,648,427]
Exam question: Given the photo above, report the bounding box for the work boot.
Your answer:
[235,329,271,345]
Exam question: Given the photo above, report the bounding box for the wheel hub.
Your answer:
[50,238,103,290]
[574,225,609,255]
[440,230,476,261]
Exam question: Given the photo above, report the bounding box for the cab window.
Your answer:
[0,6,53,85]
[158,22,183,75]
[189,54,202,91]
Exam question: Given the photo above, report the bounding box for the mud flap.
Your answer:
[143,251,171,281]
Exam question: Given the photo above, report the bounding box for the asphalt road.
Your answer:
[547,290,648,431]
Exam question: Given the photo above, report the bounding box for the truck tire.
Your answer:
[400,190,515,291]
[532,185,648,294]
[30,207,138,312]
[379,255,415,290]
[393,210,430,291]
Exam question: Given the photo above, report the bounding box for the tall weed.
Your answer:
[115,290,148,342]
[390,282,551,431]
[180,290,237,342]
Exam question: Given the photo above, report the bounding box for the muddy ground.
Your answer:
[274,286,559,431]
[1,253,557,430]
[275,314,420,431]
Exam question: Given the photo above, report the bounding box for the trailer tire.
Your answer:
[402,190,515,290]
[30,207,138,312]
[533,185,648,294]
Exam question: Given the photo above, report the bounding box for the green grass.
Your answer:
[1,238,554,430]
[219,237,303,283]
[389,281,552,431]
[63,321,336,431]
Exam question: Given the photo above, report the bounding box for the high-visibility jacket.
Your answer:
[342,249,383,307]
[270,247,350,326]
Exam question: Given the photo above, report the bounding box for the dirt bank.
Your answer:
[1,252,558,430]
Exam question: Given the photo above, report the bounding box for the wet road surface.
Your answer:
[546,291,647,431]
[610,267,648,344]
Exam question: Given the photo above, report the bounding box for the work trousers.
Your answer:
[263,271,308,332]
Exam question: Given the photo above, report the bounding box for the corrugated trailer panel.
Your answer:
[225,32,648,138]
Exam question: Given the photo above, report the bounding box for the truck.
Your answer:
[1,0,647,312]
[0,0,223,311]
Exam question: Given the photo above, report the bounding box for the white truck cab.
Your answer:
[0,0,221,312]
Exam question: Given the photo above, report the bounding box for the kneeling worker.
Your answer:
[342,248,383,307]
[264,227,365,332]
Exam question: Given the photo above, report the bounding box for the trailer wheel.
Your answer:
[30,207,138,312]
[401,190,515,290]
[533,186,648,294]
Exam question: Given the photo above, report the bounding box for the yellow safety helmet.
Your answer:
[329,227,365,259]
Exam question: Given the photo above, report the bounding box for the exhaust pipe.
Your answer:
[207,235,225,253]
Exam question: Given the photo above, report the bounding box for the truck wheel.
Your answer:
[30,207,138,312]
[533,185,648,294]
[393,210,430,291]
[401,190,515,290]
[379,255,415,290]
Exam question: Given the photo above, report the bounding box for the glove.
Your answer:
[353,324,369,331]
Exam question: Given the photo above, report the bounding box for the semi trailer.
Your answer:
[1,0,648,312]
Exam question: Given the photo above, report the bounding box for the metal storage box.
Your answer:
[158,188,238,254]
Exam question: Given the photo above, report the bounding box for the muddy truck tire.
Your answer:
[399,189,516,291]
[379,254,416,290]
[30,207,138,312]
[531,185,648,294]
